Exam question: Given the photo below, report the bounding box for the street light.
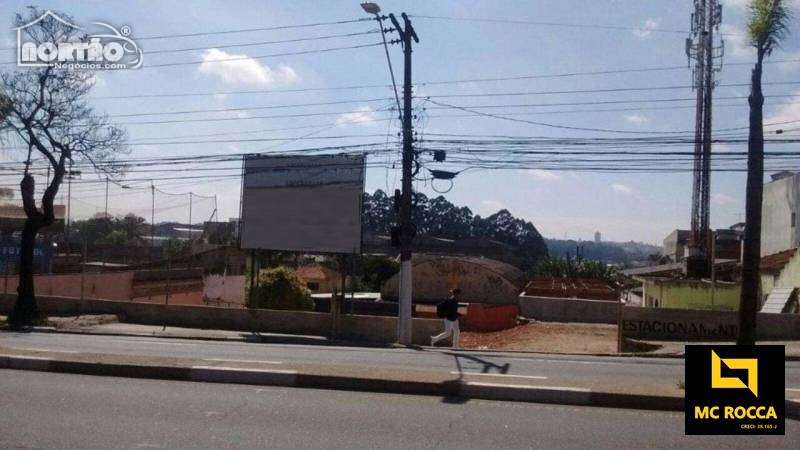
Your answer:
[360,2,380,14]
[359,1,402,116]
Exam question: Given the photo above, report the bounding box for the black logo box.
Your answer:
[685,345,784,435]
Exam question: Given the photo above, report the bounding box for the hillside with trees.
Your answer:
[361,190,548,269]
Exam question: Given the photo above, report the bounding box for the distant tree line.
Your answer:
[362,190,548,269]
[545,239,662,266]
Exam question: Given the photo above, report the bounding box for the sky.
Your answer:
[1,0,799,244]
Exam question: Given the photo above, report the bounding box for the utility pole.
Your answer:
[151,182,155,250]
[388,12,419,345]
[104,176,109,219]
[66,160,72,247]
[685,0,723,279]
[188,192,193,240]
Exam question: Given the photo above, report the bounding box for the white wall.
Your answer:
[762,174,800,256]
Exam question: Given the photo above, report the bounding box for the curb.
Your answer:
[0,353,684,412]
[8,326,800,361]
[788,399,800,421]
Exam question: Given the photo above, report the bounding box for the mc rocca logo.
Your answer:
[685,345,784,435]
[15,10,143,70]
[711,350,758,397]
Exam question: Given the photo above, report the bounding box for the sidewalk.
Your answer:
[20,315,800,360]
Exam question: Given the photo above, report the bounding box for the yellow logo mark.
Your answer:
[711,350,758,397]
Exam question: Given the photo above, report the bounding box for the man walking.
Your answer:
[431,288,461,348]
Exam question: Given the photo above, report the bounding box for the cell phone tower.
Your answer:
[685,0,724,279]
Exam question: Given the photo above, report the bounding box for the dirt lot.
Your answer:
[459,320,620,354]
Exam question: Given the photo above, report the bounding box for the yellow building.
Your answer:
[636,277,741,311]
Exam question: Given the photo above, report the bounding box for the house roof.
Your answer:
[296,264,335,281]
[411,254,526,288]
[761,248,797,274]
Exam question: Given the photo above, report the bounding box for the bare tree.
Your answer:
[1,8,126,326]
[737,0,791,345]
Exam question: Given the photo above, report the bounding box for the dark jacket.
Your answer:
[437,297,460,322]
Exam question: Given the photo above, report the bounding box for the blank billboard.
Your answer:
[240,154,365,253]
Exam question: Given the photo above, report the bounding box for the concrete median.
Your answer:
[0,348,686,412]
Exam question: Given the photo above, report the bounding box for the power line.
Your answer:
[144,30,379,55]
[105,97,393,118]
[134,18,371,41]
[84,62,800,100]
[141,42,383,69]
[408,14,697,35]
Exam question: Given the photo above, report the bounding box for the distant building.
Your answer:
[663,229,691,262]
[295,264,341,294]
[663,227,742,263]
[381,255,525,305]
[594,231,601,243]
[762,171,800,256]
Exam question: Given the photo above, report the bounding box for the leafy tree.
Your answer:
[247,266,313,311]
[164,239,192,259]
[361,190,548,269]
[536,257,618,282]
[359,255,400,291]
[473,209,548,268]
[738,0,791,345]
[0,8,126,326]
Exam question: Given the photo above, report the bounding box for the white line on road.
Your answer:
[109,339,197,346]
[464,382,591,392]
[451,371,548,380]
[11,347,80,354]
[191,366,297,374]
[0,354,52,360]
[204,358,282,365]
[786,388,800,392]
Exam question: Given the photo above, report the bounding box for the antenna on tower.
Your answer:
[685,0,724,279]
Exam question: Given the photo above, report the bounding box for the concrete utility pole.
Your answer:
[188,192,193,240]
[389,12,419,345]
[685,0,723,278]
[151,183,155,249]
[104,176,109,218]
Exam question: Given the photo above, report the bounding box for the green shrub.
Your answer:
[247,266,314,311]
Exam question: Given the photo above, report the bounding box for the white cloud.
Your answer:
[711,193,736,205]
[624,114,649,124]
[198,48,299,87]
[633,19,659,39]
[480,200,505,213]
[336,106,378,126]
[720,24,754,59]
[527,169,561,182]
[778,51,800,73]
[612,183,634,194]
[720,0,749,10]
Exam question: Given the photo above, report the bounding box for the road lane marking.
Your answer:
[0,354,52,360]
[451,371,548,380]
[109,339,197,346]
[464,382,590,392]
[191,366,297,374]
[11,347,80,354]
[204,358,282,365]
[786,388,800,392]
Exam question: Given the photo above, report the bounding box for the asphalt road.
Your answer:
[2,331,800,389]
[0,370,796,449]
